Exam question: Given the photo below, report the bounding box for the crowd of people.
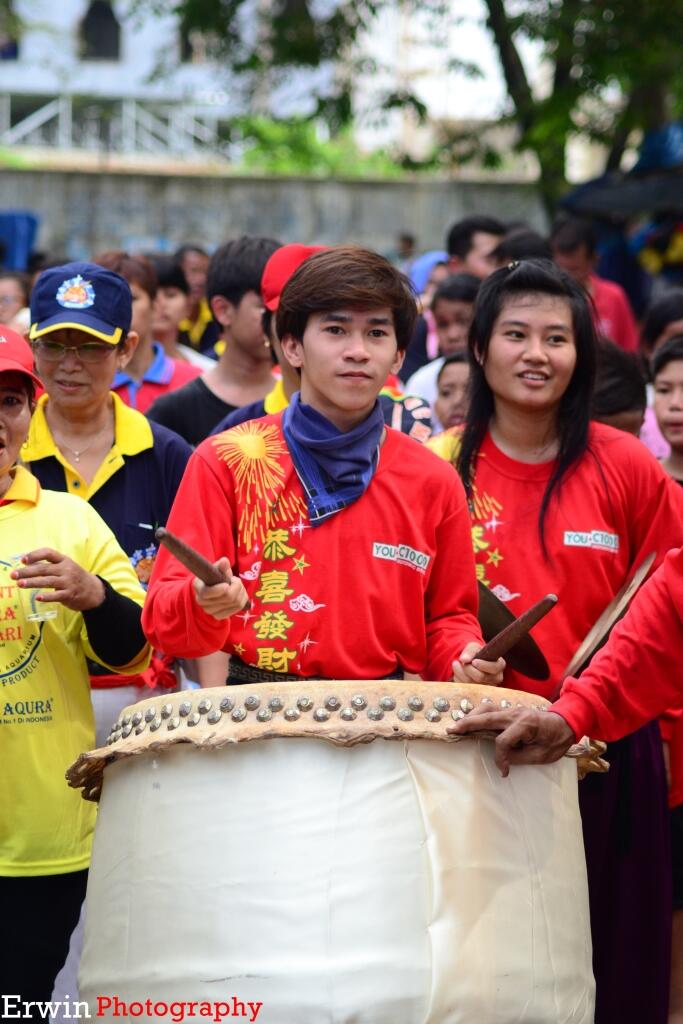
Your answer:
[2,212,683,1023]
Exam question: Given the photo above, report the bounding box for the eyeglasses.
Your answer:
[32,339,115,363]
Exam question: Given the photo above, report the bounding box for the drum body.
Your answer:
[78,686,595,1024]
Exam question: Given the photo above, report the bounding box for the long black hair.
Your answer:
[456,259,598,554]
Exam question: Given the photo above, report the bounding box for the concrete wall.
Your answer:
[0,169,546,259]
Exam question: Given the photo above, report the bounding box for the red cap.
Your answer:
[0,327,42,389]
[261,244,327,311]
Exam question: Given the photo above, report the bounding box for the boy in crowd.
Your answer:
[404,273,479,416]
[150,256,214,370]
[175,243,221,355]
[445,215,506,279]
[96,251,201,413]
[432,353,469,434]
[550,217,639,352]
[147,236,281,445]
[654,336,683,484]
[0,270,30,326]
[143,247,503,688]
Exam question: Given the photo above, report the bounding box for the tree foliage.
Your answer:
[136,0,683,211]
[481,0,683,210]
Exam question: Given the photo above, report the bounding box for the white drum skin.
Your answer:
[80,737,594,1024]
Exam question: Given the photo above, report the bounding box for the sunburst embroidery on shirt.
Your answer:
[212,423,306,551]
[470,484,503,524]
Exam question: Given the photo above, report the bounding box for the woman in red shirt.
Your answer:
[454,259,683,1024]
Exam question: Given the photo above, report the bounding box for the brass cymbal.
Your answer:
[477,581,550,681]
[553,551,656,697]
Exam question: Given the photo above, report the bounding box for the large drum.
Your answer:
[68,681,601,1024]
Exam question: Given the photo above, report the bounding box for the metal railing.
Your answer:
[0,95,229,157]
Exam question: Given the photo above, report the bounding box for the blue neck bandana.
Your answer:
[282,392,385,525]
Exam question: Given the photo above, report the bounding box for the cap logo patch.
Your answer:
[56,275,95,310]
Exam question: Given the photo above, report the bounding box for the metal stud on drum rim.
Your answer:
[425,709,441,723]
[284,708,300,722]
[245,694,260,711]
[161,703,173,719]
[207,709,222,725]
[187,712,201,727]
[297,696,313,712]
[351,694,367,710]
[179,701,192,717]
[313,708,330,723]
[379,696,396,711]
[219,697,234,713]
[397,708,413,722]
[198,699,212,714]
[232,707,247,722]
[408,696,424,711]
[433,697,449,713]
[340,707,356,722]
[257,708,273,723]
[367,707,384,721]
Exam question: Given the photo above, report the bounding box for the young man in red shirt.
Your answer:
[144,247,503,687]
[551,218,639,352]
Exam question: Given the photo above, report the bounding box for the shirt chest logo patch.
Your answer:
[372,541,431,574]
[563,529,620,552]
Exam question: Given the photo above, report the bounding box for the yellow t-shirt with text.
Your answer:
[0,467,149,876]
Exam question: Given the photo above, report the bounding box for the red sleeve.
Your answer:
[142,447,238,657]
[554,546,683,739]
[424,487,483,680]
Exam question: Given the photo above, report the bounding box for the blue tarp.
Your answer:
[0,211,39,270]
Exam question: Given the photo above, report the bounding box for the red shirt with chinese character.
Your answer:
[143,415,482,680]
[465,423,683,699]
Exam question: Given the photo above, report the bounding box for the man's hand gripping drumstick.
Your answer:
[451,594,560,746]
[155,528,250,620]
[448,594,572,776]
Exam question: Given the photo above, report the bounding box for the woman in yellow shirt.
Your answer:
[0,329,150,1011]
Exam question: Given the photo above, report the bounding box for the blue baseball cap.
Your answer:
[29,261,132,345]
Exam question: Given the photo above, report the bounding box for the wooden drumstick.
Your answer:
[473,594,557,663]
[155,527,226,584]
[155,527,251,609]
